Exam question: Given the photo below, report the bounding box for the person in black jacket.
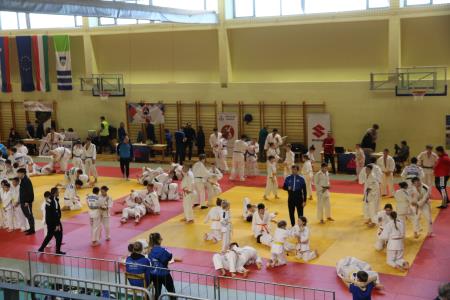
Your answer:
[196,126,205,155]
[38,188,65,255]
[17,168,35,235]
[183,123,196,161]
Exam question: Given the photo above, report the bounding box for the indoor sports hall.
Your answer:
[0,1,449,300]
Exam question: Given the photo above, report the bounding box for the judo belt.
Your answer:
[88,206,99,209]
[257,224,269,233]
[154,178,159,182]
[85,157,93,159]
[233,151,243,153]
[391,237,403,240]
[73,155,81,158]
[273,242,284,246]
[422,166,433,169]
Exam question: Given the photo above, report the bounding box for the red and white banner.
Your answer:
[307,113,331,153]
[217,112,238,155]
[23,101,53,112]
[127,103,165,124]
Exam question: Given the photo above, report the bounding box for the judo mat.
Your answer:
[0,166,448,300]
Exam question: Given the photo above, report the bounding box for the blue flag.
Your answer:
[16,36,35,92]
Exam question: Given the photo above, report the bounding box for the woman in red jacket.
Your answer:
[434,146,450,209]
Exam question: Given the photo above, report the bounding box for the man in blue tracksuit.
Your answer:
[116,136,134,180]
[283,165,307,226]
[174,128,186,165]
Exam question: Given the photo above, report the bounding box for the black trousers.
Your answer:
[324,153,336,173]
[39,223,63,252]
[258,144,266,162]
[152,273,176,300]
[197,145,205,156]
[435,176,449,207]
[20,203,35,231]
[185,141,193,160]
[175,144,185,165]
[287,193,304,226]
[99,136,112,154]
[119,157,131,178]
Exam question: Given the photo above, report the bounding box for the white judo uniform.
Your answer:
[336,257,380,286]
[264,161,278,198]
[221,209,232,252]
[192,161,211,207]
[355,148,365,178]
[359,169,381,223]
[417,151,438,189]
[153,172,172,200]
[206,168,222,204]
[71,144,85,172]
[411,183,433,235]
[252,211,276,247]
[1,188,14,230]
[218,138,229,172]
[290,225,317,261]
[142,190,160,214]
[10,184,27,231]
[245,143,259,177]
[270,228,289,267]
[377,155,395,197]
[122,192,146,221]
[233,246,262,272]
[264,133,283,152]
[209,132,223,168]
[401,164,425,188]
[230,139,248,181]
[52,147,71,172]
[394,188,419,234]
[374,210,391,251]
[97,194,113,240]
[64,183,82,210]
[314,170,331,220]
[83,143,98,180]
[204,206,223,242]
[86,193,102,243]
[380,219,407,269]
[181,170,195,222]
[301,160,314,198]
[15,145,28,155]
[283,150,295,178]
[138,167,163,185]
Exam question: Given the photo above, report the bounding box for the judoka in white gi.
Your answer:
[267,220,289,268]
[209,128,223,171]
[1,181,14,231]
[14,141,28,155]
[301,155,314,200]
[121,191,146,224]
[142,183,160,215]
[98,186,112,242]
[62,179,83,211]
[359,165,380,226]
[264,155,279,200]
[290,216,317,261]
[192,154,211,208]
[379,211,410,271]
[252,203,277,247]
[181,164,195,223]
[417,145,438,189]
[314,163,334,223]
[242,197,256,222]
[401,157,425,187]
[336,256,383,289]
[206,164,222,205]
[45,128,64,149]
[9,148,26,168]
[231,243,263,274]
[218,137,229,173]
[204,198,223,243]
[355,144,365,180]
[266,143,280,162]
[245,138,259,177]
[283,144,295,178]
[153,171,175,201]
[411,177,433,237]
[306,145,316,163]
[264,129,283,153]
[230,136,248,181]
[376,149,395,197]
[374,204,393,251]
[220,200,232,252]
[10,178,28,231]
[71,141,85,171]
[137,167,163,186]
[394,182,419,238]
[50,147,71,173]
[83,138,98,183]
[86,187,102,245]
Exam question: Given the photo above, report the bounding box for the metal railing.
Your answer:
[28,251,336,300]
[33,273,151,299]
[159,292,210,300]
[0,268,25,284]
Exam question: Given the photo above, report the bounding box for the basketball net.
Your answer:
[99,92,110,101]
[411,89,427,101]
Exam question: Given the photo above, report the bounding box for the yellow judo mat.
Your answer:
[132,186,440,277]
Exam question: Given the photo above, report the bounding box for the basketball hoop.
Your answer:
[99,92,110,101]
[411,89,427,101]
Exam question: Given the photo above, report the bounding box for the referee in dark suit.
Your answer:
[17,168,35,235]
[283,165,307,226]
[38,187,65,255]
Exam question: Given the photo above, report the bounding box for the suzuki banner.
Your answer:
[307,113,331,153]
[217,112,238,156]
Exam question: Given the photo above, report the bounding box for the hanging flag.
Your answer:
[53,35,72,90]
[32,35,50,92]
[0,37,12,93]
[16,36,35,92]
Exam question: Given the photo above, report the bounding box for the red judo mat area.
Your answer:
[0,165,448,300]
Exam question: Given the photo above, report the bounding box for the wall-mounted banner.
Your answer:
[127,103,165,124]
[307,113,331,153]
[24,101,53,112]
[217,112,238,155]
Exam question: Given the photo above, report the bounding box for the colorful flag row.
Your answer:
[0,35,72,93]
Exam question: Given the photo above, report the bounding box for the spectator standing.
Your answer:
[322,132,336,174]
[183,123,196,161]
[283,165,307,226]
[434,146,450,209]
[98,116,110,154]
[17,168,35,235]
[8,128,20,148]
[174,128,186,165]
[196,126,205,155]
[145,120,157,144]
[25,121,35,138]
[118,122,127,143]
[258,126,269,162]
[35,120,44,139]
[165,129,173,155]
[116,136,134,180]
[361,124,379,153]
